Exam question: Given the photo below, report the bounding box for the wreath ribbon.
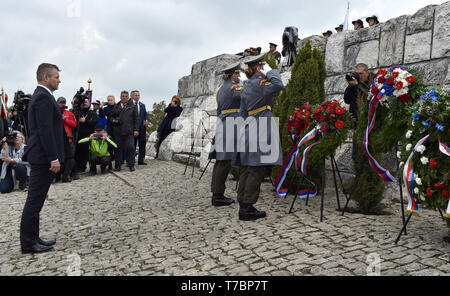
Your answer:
[363,96,397,183]
[274,126,321,198]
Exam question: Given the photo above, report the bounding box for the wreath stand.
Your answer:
[183,117,212,178]
[286,154,350,222]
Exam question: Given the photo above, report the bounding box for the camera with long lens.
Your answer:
[13,91,31,113]
[94,134,103,140]
[0,133,17,146]
[345,72,360,83]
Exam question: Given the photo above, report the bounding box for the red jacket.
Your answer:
[61,108,77,142]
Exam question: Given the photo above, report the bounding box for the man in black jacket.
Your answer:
[110,91,139,171]
[20,63,64,254]
[74,98,97,173]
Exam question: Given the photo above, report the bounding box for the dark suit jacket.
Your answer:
[110,100,139,137]
[25,86,65,164]
[135,101,149,127]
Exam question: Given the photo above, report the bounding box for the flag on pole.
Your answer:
[343,2,350,30]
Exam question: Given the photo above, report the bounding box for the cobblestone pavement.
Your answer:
[0,160,449,276]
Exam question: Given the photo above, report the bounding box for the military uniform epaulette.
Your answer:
[230,84,243,91]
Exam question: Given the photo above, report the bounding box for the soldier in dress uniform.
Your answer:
[267,43,281,64]
[366,15,380,27]
[335,24,343,33]
[234,54,283,221]
[322,30,333,38]
[210,62,243,207]
[352,19,364,30]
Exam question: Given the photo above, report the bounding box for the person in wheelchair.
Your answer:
[78,124,117,175]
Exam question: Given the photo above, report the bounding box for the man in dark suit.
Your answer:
[110,91,139,171]
[131,90,149,165]
[20,63,65,254]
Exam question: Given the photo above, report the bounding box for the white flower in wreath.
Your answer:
[399,161,405,167]
[394,87,408,97]
[420,156,429,165]
[415,177,422,185]
[420,195,426,201]
[397,151,402,159]
[415,145,426,154]
[414,187,419,194]
[406,144,412,151]
[405,130,413,139]
[411,120,415,126]
[398,71,408,80]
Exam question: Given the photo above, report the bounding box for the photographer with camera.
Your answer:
[0,131,30,193]
[74,98,97,173]
[155,96,183,159]
[78,124,117,175]
[10,91,31,139]
[57,97,77,183]
[343,63,373,160]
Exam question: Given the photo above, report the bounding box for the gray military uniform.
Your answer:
[211,79,242,195]
[235,69,284,205]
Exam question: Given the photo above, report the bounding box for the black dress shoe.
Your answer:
[138,162,147,165]
[38,239,56,246]
[21,243,54,254]
[239,203,266,221]
[114,167,121,172]
[129,166,135,172]
[212,194,235,207]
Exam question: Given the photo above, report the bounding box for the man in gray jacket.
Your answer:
[234,54,283,221]
[210,62,242,207]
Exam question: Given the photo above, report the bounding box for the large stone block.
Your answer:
[344,25,381,47]
[325,75,347,95]
[404,30,432,64]
[407,58,449,85]
[431,1,450,59]
[298,35,327,55]
[344,40,379,72]
[407,5,437,35]
[379,15,408,67]
[446,62,450,84]
[325,31,348,74]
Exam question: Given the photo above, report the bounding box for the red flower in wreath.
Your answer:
[386,77,394,86]
[321,124,329,132]
[426,187,433,197]
[406,76,415,84]
[335,107,344,115]
[429,159,437,168]
[395,81,404,90]
[399,94,410,103]
[335,120,344,130]
[377,76,385,84]
[393,72,399,78]
[443,190,450,199]
[433,183,445,190]
[372,86,379,96]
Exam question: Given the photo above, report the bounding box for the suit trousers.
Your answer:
[237,166,268,205]
[210,160,232,195]
[134,125,147,163]
[20,163,54,248]
[115,134,135,168]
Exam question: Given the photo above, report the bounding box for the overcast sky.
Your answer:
[0,0,446,109]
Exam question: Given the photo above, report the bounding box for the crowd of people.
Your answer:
[323,15,380,38]
[0,87,185,194]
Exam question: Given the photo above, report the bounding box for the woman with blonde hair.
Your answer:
[155,96,183,159]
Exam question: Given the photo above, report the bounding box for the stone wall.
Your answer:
[148,1,450,182]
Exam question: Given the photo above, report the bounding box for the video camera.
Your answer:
[13,91,31,113]
[72,87,89,116]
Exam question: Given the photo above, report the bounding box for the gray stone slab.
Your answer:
[404,30,432,64]
[379,15,408,67]
[407,5,437,35]
[407,58,449,85]
[325,31,348,74]
[432,1,450,59]
[344,40,379,72]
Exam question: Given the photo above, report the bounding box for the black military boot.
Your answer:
[239,203,266,221]
[212,194,235,207]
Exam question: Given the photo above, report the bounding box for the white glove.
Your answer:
[260,64,273,76]
[238,71,247,84]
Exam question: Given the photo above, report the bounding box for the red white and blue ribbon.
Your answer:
[363,97,397,183]
[438,138,450,157]
[403,134,431,215]
[274,126,320,198]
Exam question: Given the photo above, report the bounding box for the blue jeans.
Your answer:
[0,163,28,193]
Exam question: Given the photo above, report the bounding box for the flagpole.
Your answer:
[0,88,6,119]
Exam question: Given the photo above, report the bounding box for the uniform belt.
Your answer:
[221,109,240,115]
[248,105,271,116]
